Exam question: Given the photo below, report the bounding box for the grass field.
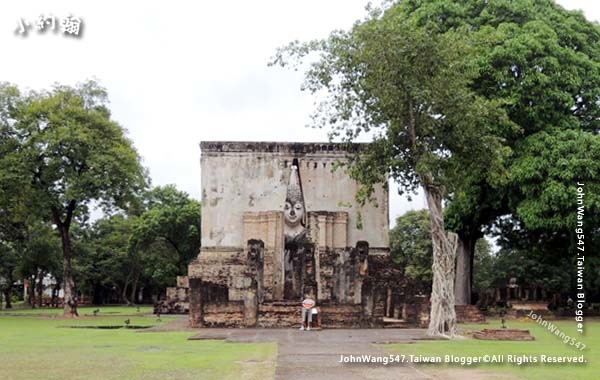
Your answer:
[2,305,597,380]
[0,304,154,316]
[0,306,276,380]
[386,318,598,380]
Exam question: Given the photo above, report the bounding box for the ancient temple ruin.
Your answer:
[187,141,405,328]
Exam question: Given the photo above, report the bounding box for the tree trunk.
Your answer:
[3,287,12,309]
[52,283,60,308]
[422,179,458,338]
[138,286,145,304]
[29,275,36,308]
[122,275,132,305]
[454,236,472,305]
[37,269,44,308]
[112,283,122,304]
[130,271,139,306]
[51,202,78,317]
[58,225,78,317]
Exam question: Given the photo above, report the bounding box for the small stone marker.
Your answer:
[474,329,534,341]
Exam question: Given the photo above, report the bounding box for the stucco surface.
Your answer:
[200,141,389,249]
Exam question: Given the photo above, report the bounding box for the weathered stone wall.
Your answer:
[177,276,189,288]
[200,142,388,250]
[188,248,250,301]
[154,276,190,315]
[202,302,245,327]
[455,305,486,323]
[166,287,188,302]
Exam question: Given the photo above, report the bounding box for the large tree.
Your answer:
[397,0,600,305]
[273,6,511,337]
[0,81,146,317]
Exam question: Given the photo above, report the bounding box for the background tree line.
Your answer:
[0,81,200,313]
[390,210,600,305]
[0,183,200,309]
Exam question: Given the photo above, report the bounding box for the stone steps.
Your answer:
[383,317,413,328]
[258,302,366,328]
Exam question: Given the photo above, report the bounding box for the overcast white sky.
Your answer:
[1,1,598,226]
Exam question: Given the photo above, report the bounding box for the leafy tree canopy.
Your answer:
[73,215,133,303]
[472,238,494,290]
[398,0,600,234]
[129,185,201,275]
[391,209,494,288]
[390,210,433,284]
[0,80,147,315]
[17,222,62,280]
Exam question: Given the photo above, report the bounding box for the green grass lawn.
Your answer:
[0,306,276,380]
[0,304,154,316]
[3,306,596,380]
[386,318,598,380]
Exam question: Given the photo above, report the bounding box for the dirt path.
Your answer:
[152,320,517,380]
[190,328,431,379]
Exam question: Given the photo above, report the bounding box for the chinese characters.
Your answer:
[15,14,83,37]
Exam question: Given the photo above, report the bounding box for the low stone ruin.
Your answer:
[507,301,551,318]
[474,329,534,341]
[154,276,189,315]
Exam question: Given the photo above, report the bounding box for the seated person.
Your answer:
[300,295,316,331]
